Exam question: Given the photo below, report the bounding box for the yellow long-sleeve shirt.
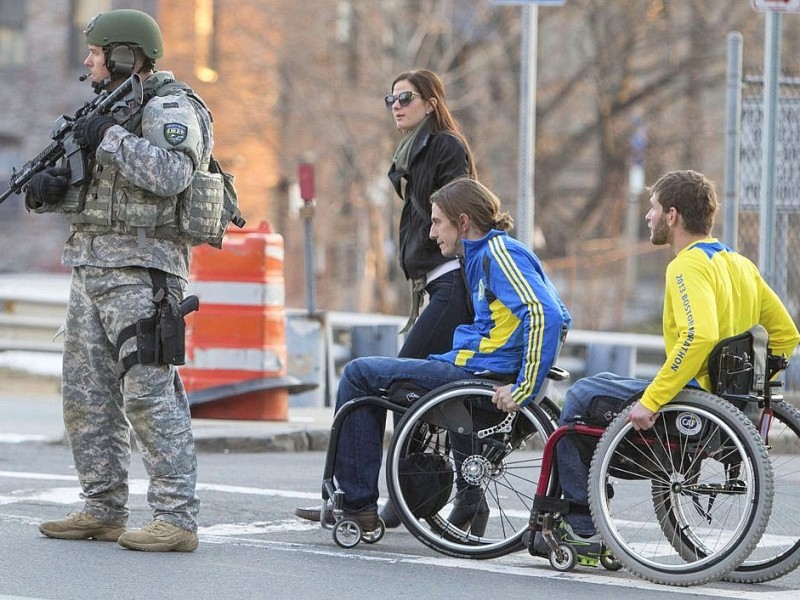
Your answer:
[640,238,800,413]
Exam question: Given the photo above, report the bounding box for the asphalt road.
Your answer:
[2,438,800,600]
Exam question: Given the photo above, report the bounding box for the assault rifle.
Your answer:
[0,74,145,205]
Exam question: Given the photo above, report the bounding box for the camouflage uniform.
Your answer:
[59,71,211,532]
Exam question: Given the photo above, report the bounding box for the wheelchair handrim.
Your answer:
[594,402,763,573]
[388,384,555,557]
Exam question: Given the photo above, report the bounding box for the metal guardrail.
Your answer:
[1,275,797,404]
[0,282,66,352]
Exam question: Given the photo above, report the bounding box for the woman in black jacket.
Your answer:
[383,70,484,531]
[387,69,476,360]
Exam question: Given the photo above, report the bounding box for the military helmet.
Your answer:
[84,9,163,60]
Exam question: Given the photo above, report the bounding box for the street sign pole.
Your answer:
[516,4,537,249]
[298,162,317,315]
[492,0,565,249]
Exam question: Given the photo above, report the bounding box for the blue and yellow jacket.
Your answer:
[430,230,571,406]
[640,238,800,412]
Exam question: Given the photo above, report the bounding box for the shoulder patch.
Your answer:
[163,123,188,146]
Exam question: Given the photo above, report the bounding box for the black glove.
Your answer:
[74,115,116,151]
[29,166,71,205]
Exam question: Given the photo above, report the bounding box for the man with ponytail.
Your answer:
[295,177,570,534]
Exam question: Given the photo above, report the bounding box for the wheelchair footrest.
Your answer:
[533,496,590,516]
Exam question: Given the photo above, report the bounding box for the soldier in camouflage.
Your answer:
[29,9,208,552]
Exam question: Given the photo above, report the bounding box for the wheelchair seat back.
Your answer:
[707,324,768,400]
[707,324,769,424]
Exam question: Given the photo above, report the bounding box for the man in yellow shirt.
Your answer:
[554,169,799,564]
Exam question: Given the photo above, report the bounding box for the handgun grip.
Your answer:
[179,295,200,316]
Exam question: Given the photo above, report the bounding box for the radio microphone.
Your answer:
[79,73,90,82]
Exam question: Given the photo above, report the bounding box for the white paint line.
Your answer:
[0,513,40,526]
[196,482,318,500]
[0,471,77,482]
[199,519,318,536]
[0,486,82,506]
[0,470,319,506]
[0,434,51,444]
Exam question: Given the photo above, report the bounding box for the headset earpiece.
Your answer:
[106,44,136,79]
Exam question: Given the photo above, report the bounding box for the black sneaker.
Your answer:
[528,530,551,557]
[555,520,603,567]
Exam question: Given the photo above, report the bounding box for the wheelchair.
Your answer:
[318,325,795,586]
[378,368,771,584]
[317,367,565,552]
[525,323,791,586]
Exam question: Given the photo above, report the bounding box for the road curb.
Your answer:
[194,429,330,453]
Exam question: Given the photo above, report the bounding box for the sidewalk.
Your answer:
[0,369,335,453]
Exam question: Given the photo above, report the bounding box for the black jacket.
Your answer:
[388,123,471,281]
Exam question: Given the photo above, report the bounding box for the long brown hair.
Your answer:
[391,69,477,177]
[431,178,513,234]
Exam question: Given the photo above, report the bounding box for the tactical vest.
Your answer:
[66,74,213,244]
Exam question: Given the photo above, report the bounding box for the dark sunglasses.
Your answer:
[384,91,422,110]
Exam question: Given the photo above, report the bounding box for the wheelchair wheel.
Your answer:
[600,553,623,571]
[588,389,773,586]
[332,519,362,549]
[386,380,556,559]
[549,543,577,571]
[360,519,386,544]
[724,400,800,583]
[538,395,561,425]
[654,400,800,583]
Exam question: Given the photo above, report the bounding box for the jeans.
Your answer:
[334,356,475,511]
[392,271,472,432]
[557,372,649,536]
[399,270,472,359]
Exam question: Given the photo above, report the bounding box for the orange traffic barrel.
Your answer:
[181,221,289,420]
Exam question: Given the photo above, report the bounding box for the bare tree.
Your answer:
[249,0,796,328]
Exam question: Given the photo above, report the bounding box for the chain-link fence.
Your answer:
[737,74,800,322]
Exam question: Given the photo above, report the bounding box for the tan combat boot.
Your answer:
[39,511,126,541]
[117,519,199,552]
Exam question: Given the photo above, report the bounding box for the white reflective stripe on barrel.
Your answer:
[186,348,284,371]
[188,281,285,307]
